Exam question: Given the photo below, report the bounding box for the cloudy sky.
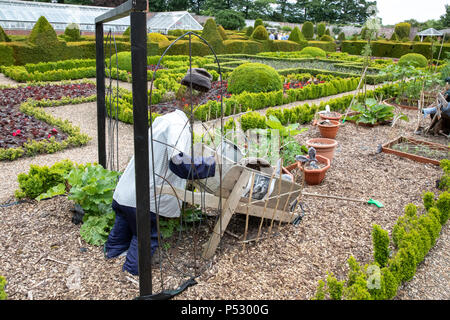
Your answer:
[376,0,449,25]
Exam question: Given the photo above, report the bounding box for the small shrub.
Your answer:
[302,21,314,40]
[0,275,6,300]
[436,192,450,226]
[338,32,346,41]
[372,224,390,267]
[15,159,76,199]
[217,25,228,40]
[245,26,254,37]
[413,35,420,41]
[326,273,344,300]
[64,23,81,41]
[228,62,282,94]
[148,32,169,43]
[390,33,399,41]
[288,26,305,43]
[0,25,11,42]
[422,192,435,211]
[312,280,326,300]
[299,46,327,58]
[251,25,269,40]
[398,53,428,68]
[320,35,334,42]
[439,159,450,191]
[239,111,267,132]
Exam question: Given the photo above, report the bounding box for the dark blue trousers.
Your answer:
[105,200,158,275]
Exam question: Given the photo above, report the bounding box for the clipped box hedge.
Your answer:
[308,40,337,52]
[342,40,450,59]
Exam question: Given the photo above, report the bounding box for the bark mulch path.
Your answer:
[0,76,448,300]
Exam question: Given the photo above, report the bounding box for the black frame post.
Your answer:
[96,22,106,168]
[95,0,152,297]
[130,10,151,296]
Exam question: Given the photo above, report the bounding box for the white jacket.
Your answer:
[113,110,191,218]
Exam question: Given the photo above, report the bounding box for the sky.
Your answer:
[376,0,450,25]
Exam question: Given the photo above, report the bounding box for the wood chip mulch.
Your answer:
[0,82,449,300]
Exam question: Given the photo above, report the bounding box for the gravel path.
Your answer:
[0,73,448,300]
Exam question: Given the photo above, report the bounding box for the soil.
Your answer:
[0,83,96,149]
[303,162,327,170]
[391,142,449,161]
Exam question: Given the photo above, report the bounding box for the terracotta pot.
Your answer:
[318,111,342,121]
[298,155,330,185]
[282,165,296,181]
[318,120,340,139]
[306,138,338,162]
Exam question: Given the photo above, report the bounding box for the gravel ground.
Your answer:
[0,74,449,300]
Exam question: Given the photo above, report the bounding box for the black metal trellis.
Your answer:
[95,0,227,299]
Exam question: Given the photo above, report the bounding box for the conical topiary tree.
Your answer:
[251,25,269,40]
[202,18,222,42]
[201,18,224,52]
[29,16,58,46]
[217,25,227,40]
[390,32,399,41]
[302,21,314,40]
[0,25,11,42]
[288,26,305,43]
[338,32,346,41]
[245,26,254,37]
[317,23,326,38]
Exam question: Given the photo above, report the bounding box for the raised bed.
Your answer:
[381,136,449,165]
[383,96,435,110]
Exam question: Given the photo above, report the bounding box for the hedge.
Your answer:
[307,41,337,52]
[0,40,145,66]
[342,40,450,59]
[313,191,450,300]
[194,76,359,122]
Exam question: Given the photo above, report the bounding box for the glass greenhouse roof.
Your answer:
[0,0,130,32]
[147,11,203,34]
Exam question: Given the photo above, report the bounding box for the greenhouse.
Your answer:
[147,11,202,34]
[0,0,129,33]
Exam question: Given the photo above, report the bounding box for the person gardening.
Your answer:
[104,109,215,275]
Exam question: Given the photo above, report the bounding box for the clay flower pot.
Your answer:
[306,138,338,162]
[298,155,330,185]
[318,111,342,121]
[318,120,340,139]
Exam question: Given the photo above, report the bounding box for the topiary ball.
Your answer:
[251,25,269,40]
[148,32,169,43]
[398,53,428,68]
[299,46,327,58]
[320,35,334,42]
[228,63,282,94]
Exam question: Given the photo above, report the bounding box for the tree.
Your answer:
[189,0,207,14]
[215,10,245,30]
[441,4,450,28]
